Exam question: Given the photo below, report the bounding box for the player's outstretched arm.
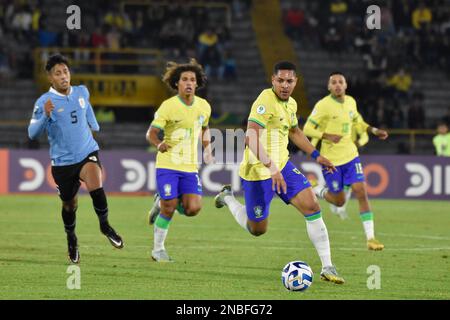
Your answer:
[368,126,389,140]
[201,126,215,164]
[289,127,336,172]
[355,112,388,140]
[289,126,319,155]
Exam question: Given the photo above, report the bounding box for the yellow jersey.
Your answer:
[239,89,299,181]
[304,94,369,166]
[151,95,211,172]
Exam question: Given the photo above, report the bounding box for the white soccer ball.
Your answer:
[281,261,313,291]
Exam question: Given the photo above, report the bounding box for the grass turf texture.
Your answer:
[0,195,449,300]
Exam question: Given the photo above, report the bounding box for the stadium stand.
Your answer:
[0,0,447,154]
[281,0,450,154]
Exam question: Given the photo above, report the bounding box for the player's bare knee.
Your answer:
[353,187,367,200]
[250,229,266,237]
[330,193,346,206]
[249,227,267,237]
[185,206,201,216]
[160,203,176,215]
[306,199,321,213]
[335,198,346,207]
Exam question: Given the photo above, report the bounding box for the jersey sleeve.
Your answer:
[28,97,49,140]
[303,101,327,139]
[247,99,273,128]
[151,102,170,130]
[202,101,212,128]
[290,100,299,128]
[353,111,369,132]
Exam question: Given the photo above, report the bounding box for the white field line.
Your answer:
[3,228,450,243]
[72,245,450,252]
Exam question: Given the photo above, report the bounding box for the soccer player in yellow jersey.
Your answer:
[303,72,388,251]
[215,62,345,284]
[311,120,370,219]
[145,59,212,262]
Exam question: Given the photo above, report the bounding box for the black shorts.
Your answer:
[51,151,102,201]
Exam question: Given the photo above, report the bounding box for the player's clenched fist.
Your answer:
[44,99,55,117]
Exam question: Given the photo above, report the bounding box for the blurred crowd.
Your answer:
[0,0,243,82]
[283,0,450,129]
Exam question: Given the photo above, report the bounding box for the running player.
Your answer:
[28,54,123,264]
[303,72,388,250]
[215,61,345,284]
[146,59,212,262]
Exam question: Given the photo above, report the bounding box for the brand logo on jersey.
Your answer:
[253,206,263,218]
[256,105,266,114]
[79,97,86,109]
[57,108,64,113]
[198,115,205,125]
[164,184,172,197]
[311,108,317,116]
[88,156,98,162]
[349,111,354,118]
[33,105,39,114]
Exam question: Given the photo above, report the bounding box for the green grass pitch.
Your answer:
[0,195,449,300]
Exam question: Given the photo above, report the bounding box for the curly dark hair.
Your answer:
[45,54,70,72]
[162,58,207,91]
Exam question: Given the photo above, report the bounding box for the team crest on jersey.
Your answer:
[291,113,296,122]
[164,184,172,197]
[253,206,263,218]
[332,180,340,191]
[79,97,86,109]
[256,105,266,114]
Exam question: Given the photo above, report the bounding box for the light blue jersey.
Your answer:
[28,85,100,166]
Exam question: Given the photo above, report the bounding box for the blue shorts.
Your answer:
[241,161,311,222]
[156,168,202,200]
[323,156,365,194]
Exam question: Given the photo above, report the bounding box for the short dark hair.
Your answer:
[162,58,207,90]
[45,54,70,72]
[273,61,297,75]
[329,71,345,78]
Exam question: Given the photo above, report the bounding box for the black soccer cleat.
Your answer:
[148,193,161,225]
[101,224,124,249]
[67,234,80,264]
